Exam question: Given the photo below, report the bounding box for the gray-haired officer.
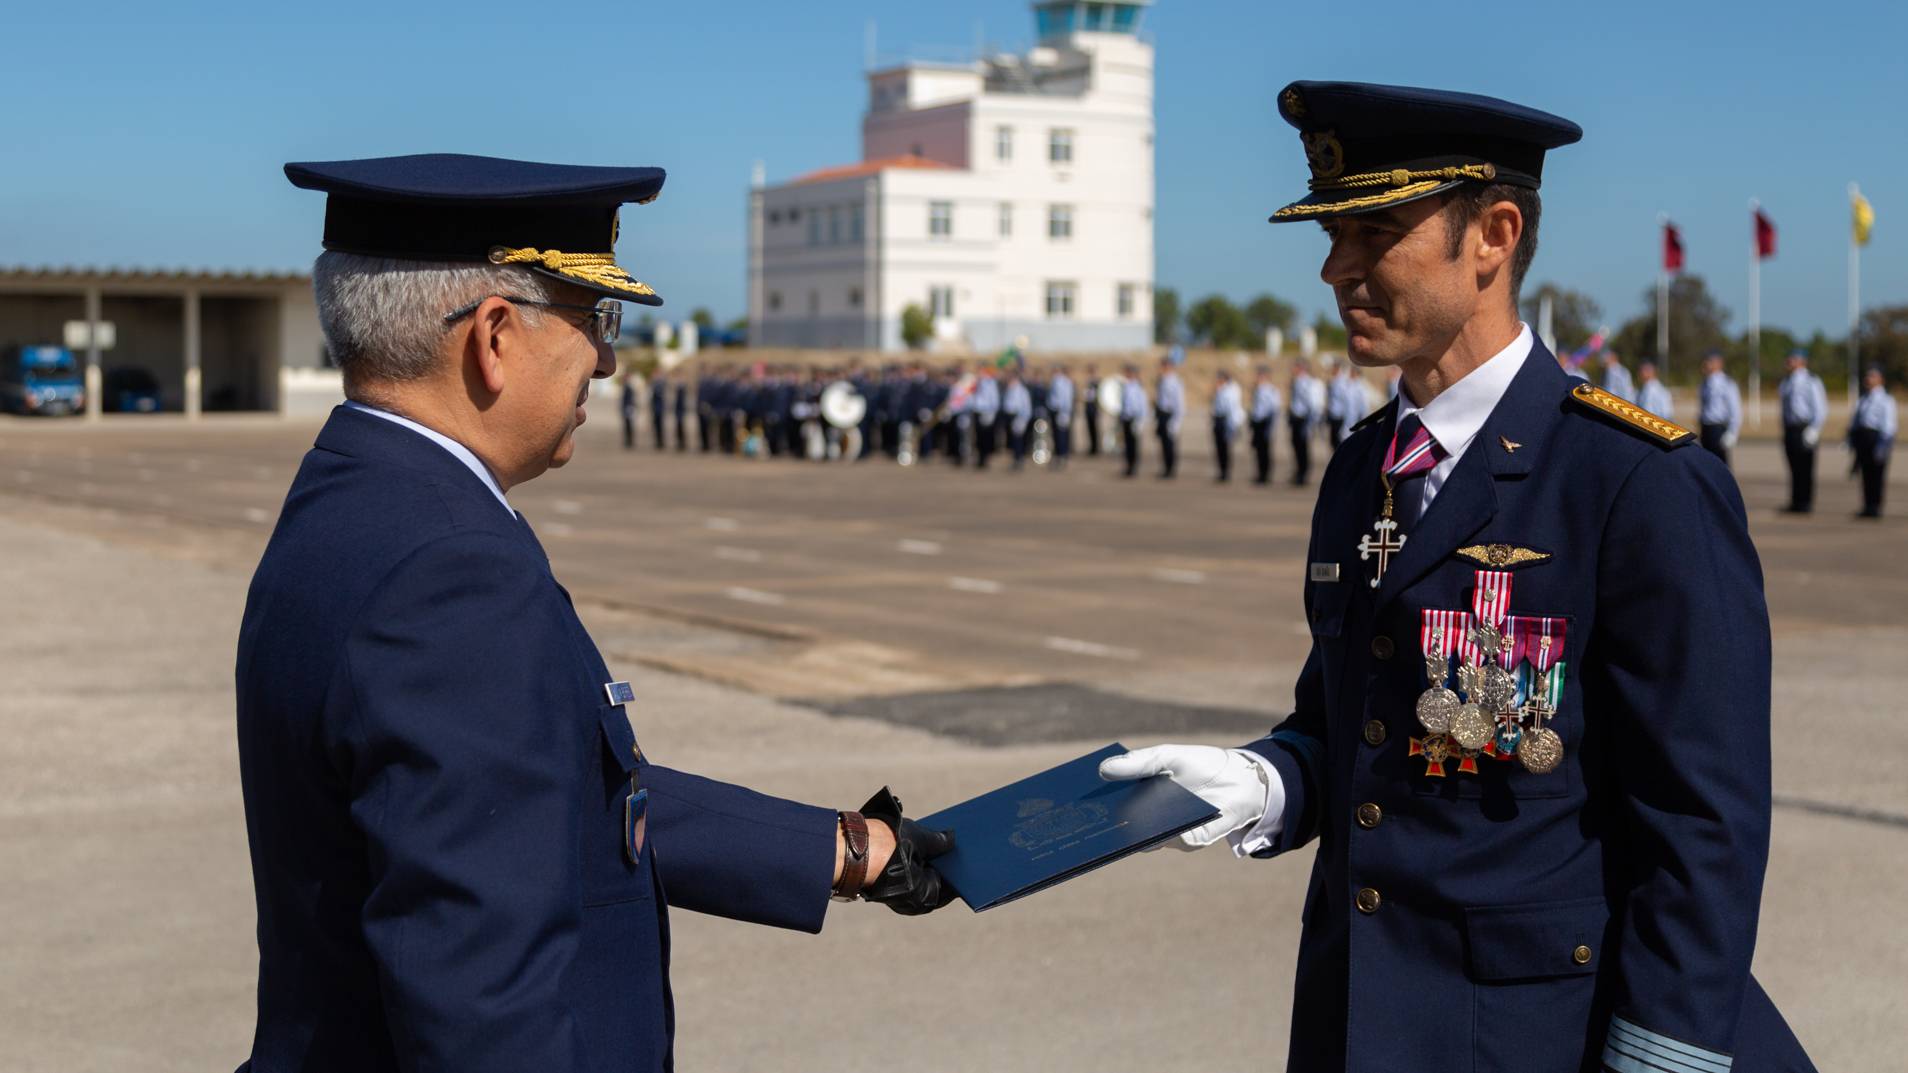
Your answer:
[1849,365,1897,518]
[1698,350,1743,467]
[1636,360,1673,420]
[1778,350,1828,513]
[1101,81,1813,1073]
[1250,366,1283,485]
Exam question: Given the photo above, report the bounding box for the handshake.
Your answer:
[860,742,1283,917]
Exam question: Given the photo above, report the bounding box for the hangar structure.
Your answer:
[0,266,325,418]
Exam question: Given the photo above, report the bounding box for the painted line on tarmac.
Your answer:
[553,499,584,515]
[724,586,786,607]
[714,546,764,563]
[1043,635,1139,661]
[899,539,943,555]
[544,522,576,538]
[705,516,740,532]
[243,507,273,524]
[1773,794,1908,831]
[948,576,1003,594]
[1152,568,1207,585]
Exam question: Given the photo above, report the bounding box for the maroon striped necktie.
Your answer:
[1382,413,1447,528]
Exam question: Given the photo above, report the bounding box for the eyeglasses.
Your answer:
[443,296,622,345]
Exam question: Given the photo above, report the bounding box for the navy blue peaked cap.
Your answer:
[285,153,667,305]
[1269,81,1581,224]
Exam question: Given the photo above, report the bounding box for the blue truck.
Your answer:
[1,345,86,416]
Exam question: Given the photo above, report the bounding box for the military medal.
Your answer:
[1415,610,1462,734]
[1515,625,1568,774]
[1448,703,1494,751]
[1359,416,1446,588]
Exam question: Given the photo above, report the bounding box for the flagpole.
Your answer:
[1749,199,1762,428]
[1657,213,1670,379]
[1848,183,1861,409]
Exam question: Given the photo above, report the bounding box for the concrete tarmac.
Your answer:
[1,406,1902,1071]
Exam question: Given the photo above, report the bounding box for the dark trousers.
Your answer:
[1328,418,1346,448]
[1120,418,1140,476]
[719,414,737,454]
[1007,422,1027,468]
[675,413,687,451]
[698,407,713,452]
[1251,417,1274,483]
[1156,410,1178,478]
[1700,423,1731,468]
[622,411,636,450]
[1053,419,1072,462]
[1212,418,1234,481]
[1085,403,1102,455]
[651,407,665,449]
[1290,418,1312,485]
[1853,428,1888,516]
[1783,424,1817,511]
[976,416,997,468]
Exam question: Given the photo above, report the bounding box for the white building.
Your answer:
[748,1,1156,353]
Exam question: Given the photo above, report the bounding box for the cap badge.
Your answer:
[1301,131,1345,179]
[1280,87,1306,120]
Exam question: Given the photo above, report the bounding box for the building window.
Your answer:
[768,291,782,312]
[999,201,1013,237]
[929,200,953,239]
[788,207,800,221]
[929,286,955,319]
[850,204,864,242]
[996,125,1013,162]
[1049,128,1074,164]
[849,287,863,309]
[767,209,781,225]
[807,210,821,246]
[808,291,820,315]
[828,206,841,244]
[1048,204,1073,240]
[1045,282,1076,319]
[1117,283,1135,318]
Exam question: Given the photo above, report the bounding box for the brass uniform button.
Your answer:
[1573,945,1593,965]
[1363,719,1387,746]
[1370,635,1395,660]
[1356,802,1382,829]
[1355,887,1382,914]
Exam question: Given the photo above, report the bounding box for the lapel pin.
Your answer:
[1499,435,1522,454]
[604,681,636,705]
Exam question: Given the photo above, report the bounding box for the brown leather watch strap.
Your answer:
[833,810,871,899]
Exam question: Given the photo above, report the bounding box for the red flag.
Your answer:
[1754,208,1777,259]
[1662,221,1685,273]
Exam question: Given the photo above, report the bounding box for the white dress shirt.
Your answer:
[1229,323,1534,856]
[344,400,513,515]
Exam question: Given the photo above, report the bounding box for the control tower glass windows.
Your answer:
[996,125,1014,163]
[850,205,864,242]
[1048,205,1073,241]
[1035,2,1147,40]
[929,201,953,240]
[807,210,821,246]
[1049,128,1074,165]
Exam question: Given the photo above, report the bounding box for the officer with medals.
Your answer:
[238,155,955,1073]
[1102,84,1813,1073]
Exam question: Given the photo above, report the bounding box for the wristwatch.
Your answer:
[832,810,870,901]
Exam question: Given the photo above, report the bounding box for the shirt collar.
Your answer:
[1395,323,1533,457]
[343,400,513,515]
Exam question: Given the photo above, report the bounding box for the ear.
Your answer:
[1475,198,1523,279]
[465,296,520,396]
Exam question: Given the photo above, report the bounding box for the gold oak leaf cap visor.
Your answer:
[284,153,666,306]
[1269,81,1582,224]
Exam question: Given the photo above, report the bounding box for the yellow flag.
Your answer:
[1852,189,1875,247]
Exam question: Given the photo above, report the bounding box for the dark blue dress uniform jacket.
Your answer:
[234,407,836,1073]
[1245,347,1815,1073]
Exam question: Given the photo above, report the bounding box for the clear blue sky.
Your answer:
[5,0,1903,339]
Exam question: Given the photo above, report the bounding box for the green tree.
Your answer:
[1855,304,1908,387]
[1186,294,1253,349]
[1154,287,1181,345]
[1311,312,1348,352]
[1609,275,1732,383]
[900,304,933,350]
[689,308,717,330]
[1244,293,1297,346]
[1521,283,1602,353]
[724,317,749,347]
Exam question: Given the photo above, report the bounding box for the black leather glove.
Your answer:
[857,787,957,915]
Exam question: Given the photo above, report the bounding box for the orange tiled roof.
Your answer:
[787,154,960,186]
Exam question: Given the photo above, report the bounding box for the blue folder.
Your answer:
[917,743,1220,912]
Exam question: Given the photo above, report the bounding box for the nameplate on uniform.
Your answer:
[1310,562,1341,583]
[604,681,636,705]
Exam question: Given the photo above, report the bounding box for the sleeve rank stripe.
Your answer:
[1603,1017,1733,1073]
[1569,383,1696,445]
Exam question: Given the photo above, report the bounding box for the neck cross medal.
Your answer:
[1362,419,1443,588]
[1357,506,1406,589]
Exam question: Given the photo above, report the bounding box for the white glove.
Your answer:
[1803,426,1820,448]
[1099,745,1273,851]
[1724,430,1739,449]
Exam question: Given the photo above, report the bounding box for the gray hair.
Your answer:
[312,251,551,384]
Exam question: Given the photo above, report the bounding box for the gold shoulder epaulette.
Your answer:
[1567,383,1694,447]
